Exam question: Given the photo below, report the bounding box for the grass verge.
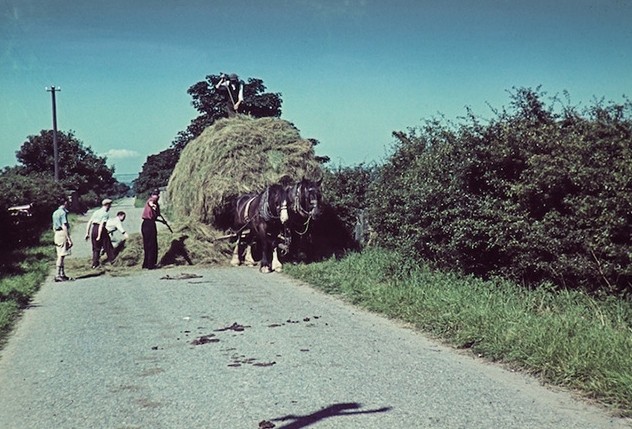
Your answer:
[0,231,54,348]
[284,247,632,417]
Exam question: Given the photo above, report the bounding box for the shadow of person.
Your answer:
[272,402,392,429]
[159,235,193,266]
[73,271,105,280]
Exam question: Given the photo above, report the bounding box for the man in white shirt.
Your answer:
[85,198,112,268]
[106,211,129,252]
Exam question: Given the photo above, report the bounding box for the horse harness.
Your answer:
[289,183,317,236]
[239,187,287,225]
[258,186,287,222]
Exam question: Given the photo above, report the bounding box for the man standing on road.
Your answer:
[52,198,73,282]
[141,189,161,269]
[85,198,113,269]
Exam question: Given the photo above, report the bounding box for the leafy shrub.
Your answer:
[320,164,378,247]
[16,130,117,202]
[0,168,66,250]
[369,88,632,296]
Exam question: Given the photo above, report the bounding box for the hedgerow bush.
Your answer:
[319,164,378,248]
[0,168,66,251]
[369,88,631,296]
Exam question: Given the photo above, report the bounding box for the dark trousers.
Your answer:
[142,219,158,269]
[91,224,103,267]
[91,224,115,267]
[102,231,116,262]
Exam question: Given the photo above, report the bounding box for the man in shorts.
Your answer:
[52,198,73,282]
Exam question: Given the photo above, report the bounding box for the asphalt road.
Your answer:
[0,199,629,429]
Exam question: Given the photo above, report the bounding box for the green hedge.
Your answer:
[0,168,66,251]
[368,88,631,295]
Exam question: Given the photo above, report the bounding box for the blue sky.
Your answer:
[1,0,631,177]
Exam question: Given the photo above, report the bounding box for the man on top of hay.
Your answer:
[215,73,244,116]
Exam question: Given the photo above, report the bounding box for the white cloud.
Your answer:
[103,149,140,159]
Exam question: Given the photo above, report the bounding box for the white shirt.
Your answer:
[89,206,109,225]
[106,217,126,235]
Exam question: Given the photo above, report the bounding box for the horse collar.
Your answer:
[293,184,311,218]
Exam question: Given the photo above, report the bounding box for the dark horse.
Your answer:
[230,184,288,273]
[272,177,323,271]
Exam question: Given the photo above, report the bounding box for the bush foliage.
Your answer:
[368,88,632,295]
[1,129,128,254]
[16,130,124,209]
[0,168,66,250]
[319,164,378,249]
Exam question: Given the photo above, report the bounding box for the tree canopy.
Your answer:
[134,73,283,195]
[16,129,123,209]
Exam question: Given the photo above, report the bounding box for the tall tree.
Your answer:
[133,148,179,195]
[135,73,283,195]
[16,130,118,205]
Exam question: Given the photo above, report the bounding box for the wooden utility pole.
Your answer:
[46,86,61,181]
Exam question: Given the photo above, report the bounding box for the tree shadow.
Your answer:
[271,402,392,429]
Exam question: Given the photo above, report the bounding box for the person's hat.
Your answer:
[229,73,238,80]
[102,198,113,206]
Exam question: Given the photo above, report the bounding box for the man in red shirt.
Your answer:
[141,189,161,269]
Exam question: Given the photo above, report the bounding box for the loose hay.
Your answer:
[111,220,235,268]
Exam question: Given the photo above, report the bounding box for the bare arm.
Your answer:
[62,224,73,247]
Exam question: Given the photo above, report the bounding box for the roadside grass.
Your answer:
[284,247,632,417]
[2,224,630,417]
[0,231,54,348]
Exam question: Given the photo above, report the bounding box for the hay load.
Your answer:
[166,115,322,227]
[111,115,323,269]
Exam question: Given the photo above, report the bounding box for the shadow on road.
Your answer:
[73,271,105,280]
[159,235,193,266]
[269,402,392,429]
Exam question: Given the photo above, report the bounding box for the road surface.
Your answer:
[0,198,628,428]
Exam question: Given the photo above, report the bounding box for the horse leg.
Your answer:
[244,244,257,266]
[258,231,273,274]
[230,239,242,266]
[271,248,283,272]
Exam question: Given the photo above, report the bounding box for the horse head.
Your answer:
[291,176,323,220]
[259,183,289,224]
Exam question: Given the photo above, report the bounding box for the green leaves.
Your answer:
[369,88,632,295]
[134,74,284,195]
[15,130,118,208]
